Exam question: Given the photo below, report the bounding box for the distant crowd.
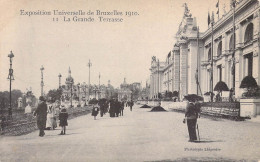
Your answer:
[33,96,134,137]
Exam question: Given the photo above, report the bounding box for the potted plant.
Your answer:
[239,76,260,118]
[214,81,229,102]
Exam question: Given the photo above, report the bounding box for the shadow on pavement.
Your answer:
[191,140,224,143]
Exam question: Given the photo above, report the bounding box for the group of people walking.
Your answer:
[33,96,68,137]
[91,99,134,120]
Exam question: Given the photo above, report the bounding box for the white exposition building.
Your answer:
[149,0,260,100]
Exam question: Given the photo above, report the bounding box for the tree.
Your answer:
[0,89,23,108]
[46,89,62,103]
[111,92,118,99]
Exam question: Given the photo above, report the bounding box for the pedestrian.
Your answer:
[129,100,134,111]
[115,100,120,117]
[59,106,68,135]
[109,100,115,117]
[33,96,47,137]
[183,98,199,142]
[121,101,124,116]
[46,105,57,130]
[91,104,99,120]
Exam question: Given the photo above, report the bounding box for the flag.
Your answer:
[216,0,219,17]
[208,12,210,26]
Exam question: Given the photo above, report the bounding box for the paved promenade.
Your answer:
[1,104,260,161]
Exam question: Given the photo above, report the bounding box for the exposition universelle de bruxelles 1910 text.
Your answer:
[20,9,139,22]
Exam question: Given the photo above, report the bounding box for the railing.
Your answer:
[0,106,91,136]
[201,102,240,120]
[138,100,242,120]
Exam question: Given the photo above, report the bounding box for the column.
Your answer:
[173,47,180,92]
[179,42,188,98]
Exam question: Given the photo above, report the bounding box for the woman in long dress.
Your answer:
[46,105,57,130]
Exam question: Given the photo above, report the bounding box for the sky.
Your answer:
[0,0,232,97]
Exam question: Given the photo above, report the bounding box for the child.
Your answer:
[91,104,99,120]
[59,106,68,135]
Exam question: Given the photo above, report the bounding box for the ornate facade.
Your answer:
[118,78,132,101]
[149,0,260,100]
[61,68,114,104]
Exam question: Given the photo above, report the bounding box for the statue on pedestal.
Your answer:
[24,90,33,114]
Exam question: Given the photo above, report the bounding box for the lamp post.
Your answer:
[88,60,92,102]
[157,59,160,100]
[93,86,97,99]
[98,73,101,99]
[77,83,80,102]
[70,81,73,108]
[82,82,87,106]
[7,51,14,118]
[58,73,62,88]
[40,65,44,96]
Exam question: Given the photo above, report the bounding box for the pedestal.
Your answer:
[240,98,260,118]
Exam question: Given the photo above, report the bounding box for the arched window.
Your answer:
[229,34,236,51]
[217,41,222,57]
[208,48,211,61]
[244,23,253,43]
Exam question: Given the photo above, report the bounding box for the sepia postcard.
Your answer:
[0,0,260,161]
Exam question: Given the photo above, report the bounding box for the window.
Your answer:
[217,41,222,57]
[244,23,253,43]
[208,48,211,61]
[217,65,222,81]
[244,53,253,76]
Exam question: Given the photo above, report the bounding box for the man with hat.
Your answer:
[34,96,47,137]
[183,97,199,142]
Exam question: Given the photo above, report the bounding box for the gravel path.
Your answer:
[1,104,260,161]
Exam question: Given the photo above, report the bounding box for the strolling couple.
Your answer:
[34,96,68,136]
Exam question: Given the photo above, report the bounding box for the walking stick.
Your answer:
[197,123,200,141]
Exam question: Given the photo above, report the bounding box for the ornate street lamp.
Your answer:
[40,65,44,96]
[82,82,87,106]
[7,51,14,119]
[58,73,62,88]
[88,60,92,102]
[70,81,73,108]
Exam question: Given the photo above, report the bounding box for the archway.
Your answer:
[244,23,253,43]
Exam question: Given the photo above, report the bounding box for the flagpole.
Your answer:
[211,12,214,102]
[232,0,236,92]
[197,26,200,95]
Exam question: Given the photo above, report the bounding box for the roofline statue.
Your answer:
[182,3,192,18]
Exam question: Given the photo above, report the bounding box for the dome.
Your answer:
[65,67,74,84]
